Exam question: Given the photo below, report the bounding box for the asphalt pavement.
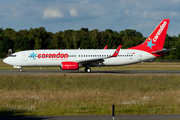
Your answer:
[1,114,180,120]
[1,70,180,75]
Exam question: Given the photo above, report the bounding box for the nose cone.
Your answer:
[3,58,9,64]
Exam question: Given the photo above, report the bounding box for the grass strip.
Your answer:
[0,74,180,115]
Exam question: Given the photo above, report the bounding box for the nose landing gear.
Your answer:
[19,68,23,72]
[85,67,91,73]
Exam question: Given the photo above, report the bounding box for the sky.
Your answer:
[0,0,180,37]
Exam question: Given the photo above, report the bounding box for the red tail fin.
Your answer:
[128,19,170,53]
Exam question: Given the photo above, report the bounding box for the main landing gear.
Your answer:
[85,67,91,73]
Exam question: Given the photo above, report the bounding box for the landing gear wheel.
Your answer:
[87,68,91,73]
[19,68,23,72]
[85,67,91,72]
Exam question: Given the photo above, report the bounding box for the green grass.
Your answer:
[1,74,180,115]
[1,59,180,115]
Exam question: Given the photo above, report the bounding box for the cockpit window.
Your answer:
[9,55,17,57]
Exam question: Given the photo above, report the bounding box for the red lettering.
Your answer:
[65,53,68,58]
[46,54,48,58]
[61,54,64,58]
[42,54,45,58]
[53,53,56,58]
[57,52,60,58]
[37,52,69,59]
[49,54,52,58]
[38,54,41,58]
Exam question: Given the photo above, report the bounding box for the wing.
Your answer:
[78,45,122,64]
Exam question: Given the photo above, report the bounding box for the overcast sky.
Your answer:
[0,0,180,37]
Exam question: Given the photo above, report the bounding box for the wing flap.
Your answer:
[78,58,105,64]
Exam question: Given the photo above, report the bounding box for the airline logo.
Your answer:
[29,52,38,60]
[147,38,155,49]
[38,52,68,59]
[153,21,167,42]
[29,52,68,60]
[147,20,167,49]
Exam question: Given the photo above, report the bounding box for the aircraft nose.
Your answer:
[3,58,9,64]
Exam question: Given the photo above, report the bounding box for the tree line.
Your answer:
[0,27,180,59]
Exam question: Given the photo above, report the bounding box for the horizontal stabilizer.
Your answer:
[151,48,176,54]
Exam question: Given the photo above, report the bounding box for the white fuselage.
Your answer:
[3,49,155,68]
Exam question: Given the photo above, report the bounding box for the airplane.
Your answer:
[3,19,175,72]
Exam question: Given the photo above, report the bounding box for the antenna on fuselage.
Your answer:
[8,49,12,56]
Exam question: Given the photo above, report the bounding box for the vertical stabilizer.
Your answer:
[128,19,170,53]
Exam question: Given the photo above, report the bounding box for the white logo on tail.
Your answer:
[153,21,167,42]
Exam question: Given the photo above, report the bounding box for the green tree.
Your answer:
[80,28,91,49]
[2,36,14,54]
[89,29,99,48]
[34,37,42,49]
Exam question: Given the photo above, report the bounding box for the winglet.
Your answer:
[104,45,108,49]
[111,45,122,57]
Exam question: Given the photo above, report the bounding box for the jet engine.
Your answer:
[61,62,82,70]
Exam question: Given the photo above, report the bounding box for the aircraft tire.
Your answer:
[19,68,23,72]
[87,68,91,73]
[85,67,91,72]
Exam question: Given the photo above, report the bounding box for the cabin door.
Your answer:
[22,53,27,61]
[138,52,142,60]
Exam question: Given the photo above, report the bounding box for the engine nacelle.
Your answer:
[61,62,82,70]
